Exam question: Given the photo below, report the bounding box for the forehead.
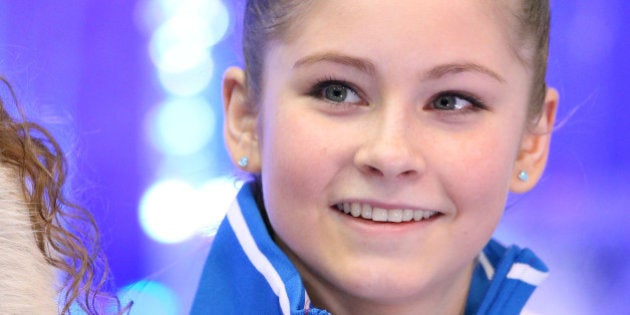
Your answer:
[275,0,520,75]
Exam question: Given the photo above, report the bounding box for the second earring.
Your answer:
[238,157,249,167]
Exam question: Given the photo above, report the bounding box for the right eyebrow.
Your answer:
[293,52,376,75]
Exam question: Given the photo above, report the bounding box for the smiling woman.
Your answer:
[191,0,557,314]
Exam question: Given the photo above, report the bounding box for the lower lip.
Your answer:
[330,206,442,234]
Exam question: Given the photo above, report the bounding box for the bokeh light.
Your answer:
[139,179,201,243]
[148,0,229,73]
[157,57,214,96]
[118,280,179,315]
[149,98,216,156]
[196,177,242,236]
[158,0,230,46]
[139,177,240,243]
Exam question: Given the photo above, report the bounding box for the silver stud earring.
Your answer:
[517,170,529,182]
[238,156,249,168]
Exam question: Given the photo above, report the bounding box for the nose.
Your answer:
[353,109,425,180]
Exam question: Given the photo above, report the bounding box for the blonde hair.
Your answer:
[0,77,122,314]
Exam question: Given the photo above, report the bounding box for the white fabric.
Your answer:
[507,263,549,286]
[227,199,291,315]
[478,251,495,280]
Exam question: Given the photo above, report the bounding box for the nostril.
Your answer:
[400,169,417,177]
[400,170,414,177]
[367,165,383,176]
[362,165,419,178]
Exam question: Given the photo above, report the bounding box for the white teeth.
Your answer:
[350,203,362,217]
[343,202,350,214]
[413,210,423,221]
[361,203,372,219]
[388,209,403,222]
[403,209,414,222]
[336,202,439,223]
[372,207,388,222]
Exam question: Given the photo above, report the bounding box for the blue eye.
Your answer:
[431,92,485,111]
[311,80,363,104]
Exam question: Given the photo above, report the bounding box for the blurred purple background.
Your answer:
[1,1,628,314]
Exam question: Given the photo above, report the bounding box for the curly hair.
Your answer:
[0,77,124,314]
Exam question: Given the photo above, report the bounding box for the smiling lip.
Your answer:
[334,202,440,223]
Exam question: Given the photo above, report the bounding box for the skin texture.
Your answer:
[223,0,558,314]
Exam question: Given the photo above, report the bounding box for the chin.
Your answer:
[328,261,439,304]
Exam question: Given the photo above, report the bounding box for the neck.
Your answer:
[303,261,474,315]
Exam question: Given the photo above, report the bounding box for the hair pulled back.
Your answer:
[242,0,551,118]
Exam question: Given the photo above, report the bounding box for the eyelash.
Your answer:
[429,90,488,113]
[307,77,366,106]
[307,78,487,112]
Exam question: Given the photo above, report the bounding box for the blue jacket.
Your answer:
[191,183,548,314]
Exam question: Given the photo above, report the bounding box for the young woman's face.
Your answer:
[255,0,535,311]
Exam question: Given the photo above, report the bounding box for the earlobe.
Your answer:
[223,67,262,172]
[510,88,559,193]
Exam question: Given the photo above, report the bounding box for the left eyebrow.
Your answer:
[423,62,506,84]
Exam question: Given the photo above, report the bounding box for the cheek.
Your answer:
[261,111,330,182]
[438,126,520,223]
[257,104,336,231]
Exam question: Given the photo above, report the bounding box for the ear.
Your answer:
[510,87,559,193]
[223,67,262,172]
